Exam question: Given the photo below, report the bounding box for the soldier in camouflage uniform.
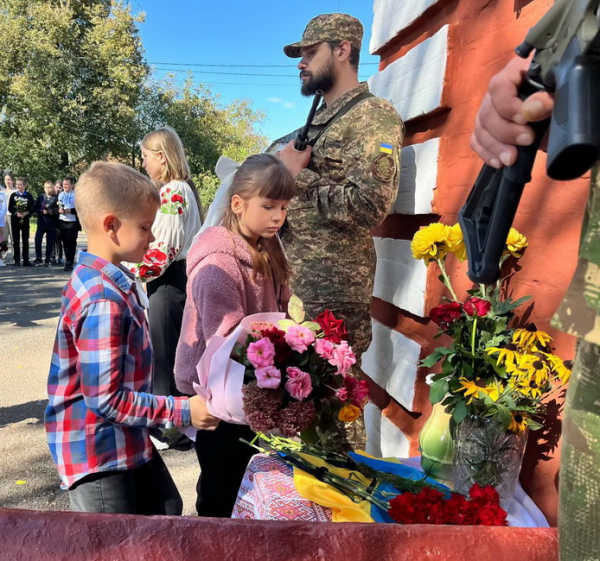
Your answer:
[277,13,404,363]
[472,57,599,560]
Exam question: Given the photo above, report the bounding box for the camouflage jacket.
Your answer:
[280,82,404,305]
[553,165,600,343]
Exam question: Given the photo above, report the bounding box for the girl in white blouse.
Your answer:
[133,126,203,414]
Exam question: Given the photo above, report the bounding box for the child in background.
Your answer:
[8,177,35,266]
[34,180,59,266]
[131,126,203,450]
[175,153,295,517]
[45,161,219,515]
[0,180,8,266]
[58,177,79,272]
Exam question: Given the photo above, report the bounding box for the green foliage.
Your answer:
[0,2,267,202]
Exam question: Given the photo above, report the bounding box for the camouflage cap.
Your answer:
[283,13,363,58]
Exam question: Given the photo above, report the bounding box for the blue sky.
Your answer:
[135,0,378,141]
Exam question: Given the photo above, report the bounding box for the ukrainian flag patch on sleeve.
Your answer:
[379,142,393,154]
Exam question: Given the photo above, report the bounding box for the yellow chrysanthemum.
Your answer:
[512,324,553,351]
[504,228,528,258]
[411,223,450,261]
[338,404,361,423]
[508,412,529,434]
[518,354,552,386]
[445,223,467,262]
[487,344,521,370]
[543,353,572,384]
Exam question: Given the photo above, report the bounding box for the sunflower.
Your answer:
[504,228,528,258]
[543,353,572,384]
[512,323,553,351]
[445,223,467,262]
[487,344,521,370]
[411,223,450,261]
[508,412,529,433]
[518,354,552,386]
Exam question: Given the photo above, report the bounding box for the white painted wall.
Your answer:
[370,0,444,53]
[368,25,449,122]
[361,320,422,412]
[372,237,428,318]
[394,138,440,214]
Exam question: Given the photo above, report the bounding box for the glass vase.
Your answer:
[419,403,455,487]
[453,414,528,508]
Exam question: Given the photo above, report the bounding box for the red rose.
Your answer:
[260,327,293,364]
[315,309,348,344]
[178,207,183,214]
[463,297,491,317]
[144,248,167,265]
[161,199,168,204]
[171,193,184,203]
[139,264,161,278]
[429,302,462,326]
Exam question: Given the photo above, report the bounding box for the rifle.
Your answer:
[294,90,323,151]
[459,0,600,284]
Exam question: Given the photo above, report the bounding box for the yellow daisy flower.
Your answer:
[411,223,450,261]
[458,377,487,404]
[543,353,572,384]
[508,412,529,433]
[517,376,543,399]
[504,228,528,258]
[480,382,501,402]
[518,354,552,386]
[487,344,521,370]
[445,223,467,262]
[512,323,553,351]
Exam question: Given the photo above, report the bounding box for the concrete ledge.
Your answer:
[0,508,557,560]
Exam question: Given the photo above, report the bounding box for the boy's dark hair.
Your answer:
[63,176,76,185]
[327,41,360,70]
[16,176,27,185]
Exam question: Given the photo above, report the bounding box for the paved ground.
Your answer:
[0,236,200,515]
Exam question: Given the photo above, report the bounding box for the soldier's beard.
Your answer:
[301,58,335,96]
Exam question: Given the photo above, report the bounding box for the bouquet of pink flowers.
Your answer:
[237,296,369,443]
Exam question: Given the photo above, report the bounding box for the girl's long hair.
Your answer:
[222,153,296,286]
[141,126,204,220]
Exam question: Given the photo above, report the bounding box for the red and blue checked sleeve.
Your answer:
[76,299,191,428]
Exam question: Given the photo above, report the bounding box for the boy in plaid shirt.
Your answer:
[45,161,219,515]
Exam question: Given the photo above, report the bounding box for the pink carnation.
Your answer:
[255,365,282,389]
[284,324,315,353]
[315,338,335,360]
[328,341,356,376]
[284,367,313,400]
[247,337,276,368]
[335,387,348,401]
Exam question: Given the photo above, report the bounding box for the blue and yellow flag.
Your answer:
[379,142,393,154]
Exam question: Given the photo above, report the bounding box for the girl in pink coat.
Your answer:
[175,153,295,517]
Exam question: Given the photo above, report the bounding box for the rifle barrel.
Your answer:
[295,90,323,151]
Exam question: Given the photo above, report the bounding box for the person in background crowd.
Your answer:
[34,180,59,267]
[3,172,16,263]
[0,177,8,266]
[58,177,80,273]
[8,177,34,266]
[129,126,203,451]
[52,180,64,265]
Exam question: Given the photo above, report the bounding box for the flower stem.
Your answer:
[437,258,459,301]
[471,317,478,370]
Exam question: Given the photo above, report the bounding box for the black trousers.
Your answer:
[10,215,30,264]
[52,228,63,260]
[35,225,56,262]
[59,221,79,265]
[69,448,182,515]
[194,422,257,517]
[147,260,187,397]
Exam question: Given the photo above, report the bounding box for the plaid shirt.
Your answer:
[45,252,191,489]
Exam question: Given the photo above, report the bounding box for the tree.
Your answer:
[0,0,147,190]
[136,75,268,208]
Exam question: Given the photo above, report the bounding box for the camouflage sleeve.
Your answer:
[294,104,404,228]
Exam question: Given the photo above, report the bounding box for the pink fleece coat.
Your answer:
[174,226,289,396]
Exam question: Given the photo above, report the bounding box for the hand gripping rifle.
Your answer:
[294,90,323,151]
[459,0,600,284]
